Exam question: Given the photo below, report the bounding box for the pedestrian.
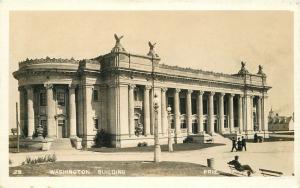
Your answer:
[242,136,247,151]
[231,137,237,152]
[237,138,242,151]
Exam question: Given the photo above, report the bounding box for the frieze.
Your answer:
[159,63,245,79]
[19,57,80,67]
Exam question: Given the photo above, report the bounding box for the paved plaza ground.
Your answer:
[9,141,294,176]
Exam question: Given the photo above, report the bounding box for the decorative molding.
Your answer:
[161,87,168,92]
[24,85,34,90]
[209,91,215,96]
[44,83,53,90]
[187,89,193,94]
[145,85,152,90]
[68,84,77,90]
[129,84,136,90]
[175,88,181,93]
[18,86,25,92]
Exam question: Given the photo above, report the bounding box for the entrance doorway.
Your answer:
[214,119,218,133]
[192,122,198,134]
[57,119,66,138]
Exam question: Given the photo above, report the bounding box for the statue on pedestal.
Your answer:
[147,41,159,57]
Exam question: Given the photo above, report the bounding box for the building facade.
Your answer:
[13,35,271,148]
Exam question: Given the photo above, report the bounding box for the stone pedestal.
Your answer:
[70,137,82,150]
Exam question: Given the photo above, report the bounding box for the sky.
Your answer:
[9,11,294,127]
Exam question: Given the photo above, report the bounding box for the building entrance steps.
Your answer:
[50,138,74,151]
[212,133,232,144]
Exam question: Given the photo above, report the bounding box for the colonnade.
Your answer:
[20,84,77,138]
[128,85,268,137]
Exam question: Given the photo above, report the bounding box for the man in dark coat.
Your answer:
[242,136,247,151]
[227,155,255,176]
[231,137,237,152]
[237,138,243,151]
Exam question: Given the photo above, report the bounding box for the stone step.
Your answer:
[50,138,74,150]
[212,134,232,144]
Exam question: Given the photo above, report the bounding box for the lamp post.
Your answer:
[153,94,161,162]
[167,105,173,152]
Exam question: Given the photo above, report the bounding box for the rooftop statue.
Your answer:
[147,41,159,57]
[111,33,126,52]
[114,34,124,44]
[237,61,249,75]
[148,41,156,50]
[257,65,266,76]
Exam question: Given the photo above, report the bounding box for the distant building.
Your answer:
[268,109,294,131]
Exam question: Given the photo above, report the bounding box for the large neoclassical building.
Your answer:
[13,35,271,148]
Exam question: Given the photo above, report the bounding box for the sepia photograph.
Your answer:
[1,3,298,187]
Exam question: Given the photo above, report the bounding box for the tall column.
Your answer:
[128,84,135,136]
[257,96,262,131]
[238,94,243,133]
[219,93,225,133]
[26,85,34,138]
[161,88,168,135]
[144,85,151,135]
[18,87,25,136]
[186,90,193,134]
[229,93,235,133]
[174,88,181,135]
[208,92,215,134]
[45,84,56,138]
[77,85,84,137]
[69,84,77,137]
[245,94,253,133]
[250,96,254,131]
[262,96,269,132]
[197,91,204,133]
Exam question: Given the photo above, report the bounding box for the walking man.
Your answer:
[231,137,237,152]
[242,136,247,151]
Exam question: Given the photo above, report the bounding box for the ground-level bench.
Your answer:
[259,168,283,177]
[228,164,251,176]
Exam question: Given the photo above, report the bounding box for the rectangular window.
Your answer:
[203,119,208,132]
[180,98,186,114]
[93,90,98,101]
[224,119,228,128]
[203,100,208,115]
[180,119,187,129]
[94,118,99,129]
[213,100,218,115]
[192,98,197,114]
[40,92,47,106]
[40,119,47,135]
[234,119,239,127]
[167,97,174,114]
[224,100,228,115]
[57,92,65,106]
[171,119,175,129]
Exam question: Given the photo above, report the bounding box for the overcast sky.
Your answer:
[9,11,293,127]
